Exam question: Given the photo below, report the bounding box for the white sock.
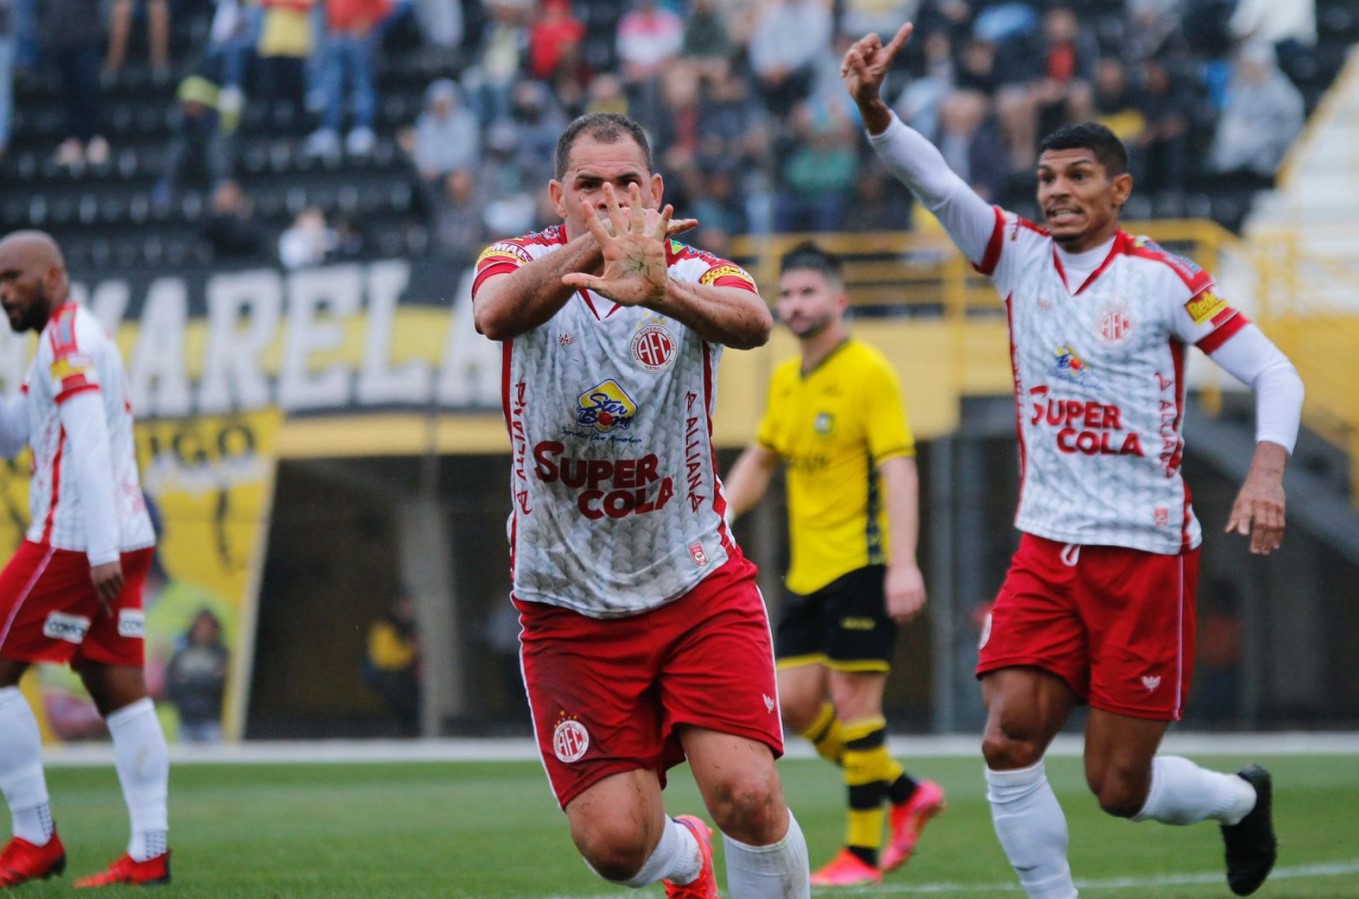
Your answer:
[0,687,54,845]
[1132,755,1257,826]
[619,816,699,888]
[986,762,1078,899]
[107,698,169,861]
[722,809,810,899]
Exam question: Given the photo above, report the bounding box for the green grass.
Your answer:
[17,754,1359,897]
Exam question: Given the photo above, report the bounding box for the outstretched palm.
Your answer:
[562,183,674,307]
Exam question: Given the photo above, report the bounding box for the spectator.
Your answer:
[411,0,463,50]
[40,0,110,168]
[479,122,536,238]
[1228,0,1315,71]
[507,79,566,180]
[256,0,315,125]
[166,610,229,744]
[104,0,170,81]
[0,0,14,161]
[463,0,529,125]
[331,215,366,259]
[681,0,731,81]
[838,0,917,43]
[1091,57,1146,147]
[430,167,487,264]
[582,69,628,116]
[1208,41,1304,191]
[748,0,833,118]
[361,589,421,736]
[776,108,857,232]
[527,0,584,82]
[401,77,481,184]
[696,58,767,174]
[614,0,683,110]
[1134,56,1194,195]
[152,72,236,213]
[841,162,912,233]
[936,89,1008,202]
[278,206,336,268]
[891,29,956,140]
[305,0,393,158]
[204,0,258,121]
[648,61,703,184]
[201,179,268,258]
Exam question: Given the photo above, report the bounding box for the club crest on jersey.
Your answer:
[814,412,835,436]
[1098,304,1132,344]
[630,324,676,372]
[576,380,636,433]
[552,714,590,763]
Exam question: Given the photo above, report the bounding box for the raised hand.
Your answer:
[562,182,676,306]
[842,22,913,109]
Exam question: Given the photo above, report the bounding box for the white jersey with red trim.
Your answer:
[978,214,1249,553]
[23,302,155,554]
[473,226,754,618]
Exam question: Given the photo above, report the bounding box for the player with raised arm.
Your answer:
[0,231,170,888]
[473,113,811,899]
[842,24,1303,899]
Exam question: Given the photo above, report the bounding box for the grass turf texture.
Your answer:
[16,754,1358,897]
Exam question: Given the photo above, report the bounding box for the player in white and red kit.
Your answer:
[843,25,1303,899]
[0,231,171,888]
[473,113,811,899]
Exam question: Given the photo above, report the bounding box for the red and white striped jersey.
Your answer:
[23,302,155,560]
[473,226,756,618]
[978,211,1249,553]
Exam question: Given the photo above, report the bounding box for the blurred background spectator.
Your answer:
[166,609,230,744]
[1208,41,1305,193]
[202,179,268,259]
[0,0,14,161]
[305,0,393,158]
[401,77,480,186]
[105,0,171,82]
[41,0,110,168]
[278,205,336,268]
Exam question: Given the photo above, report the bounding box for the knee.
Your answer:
[1088,768,1150,819]
[707,771,787,846]
[981,724,1045,771]
[572,819,653,883]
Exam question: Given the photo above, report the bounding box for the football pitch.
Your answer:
[23,750,1359,897]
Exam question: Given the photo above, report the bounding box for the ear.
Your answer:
[548,179,567,220]
[649,172,664,208]
[1111,171,1133,209]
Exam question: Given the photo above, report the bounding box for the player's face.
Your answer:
[777,268,846,339]
[0,246,55,334]
[1036,148,1132,252]
[549,135,663,242]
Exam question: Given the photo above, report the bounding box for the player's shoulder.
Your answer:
[42,302,103,357]
[665,240,758,290]
[475,225,566,267]
[838,339,897,379]
[1121,232,1213,294]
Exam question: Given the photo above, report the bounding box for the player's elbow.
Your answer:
[726,305,773,350]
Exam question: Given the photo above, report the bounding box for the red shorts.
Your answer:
[517,553,784,809]
[976,534,1199,721]
[0,541,155,668]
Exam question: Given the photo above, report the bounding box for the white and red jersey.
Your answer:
[23,302,155,561]
[473,226,756,618]
[978,213,1248,553]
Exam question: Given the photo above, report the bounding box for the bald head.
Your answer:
[0,230,69,334]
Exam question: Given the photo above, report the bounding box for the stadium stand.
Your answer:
[0,0,1353,273]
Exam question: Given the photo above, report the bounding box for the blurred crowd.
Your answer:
[0,0,1319,267]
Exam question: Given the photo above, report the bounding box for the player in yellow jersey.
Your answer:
[726,242,945,887]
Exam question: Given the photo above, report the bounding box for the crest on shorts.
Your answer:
[552,714,590,763]
[1141,675,1162,693]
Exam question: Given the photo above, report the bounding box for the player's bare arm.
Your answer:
[725,444,782,520]
[563,183,772,349]
[473,233,607,341]
[842,22,913,136]
[1226,441,1288,555]
[879,455,926,623]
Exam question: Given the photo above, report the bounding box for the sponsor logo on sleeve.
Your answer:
[475,241,533,267]
[1184,289,1227,325]
[43,612,91,644]
[49,353,93,385]
[698,264,756,289]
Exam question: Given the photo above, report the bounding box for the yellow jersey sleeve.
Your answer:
[863,353,916,465]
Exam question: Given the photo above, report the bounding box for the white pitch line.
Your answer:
[531,860,1359,899]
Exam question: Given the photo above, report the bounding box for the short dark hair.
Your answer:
[1038,122,1128,177]
[779,241,843,280]
[554,113,653,180]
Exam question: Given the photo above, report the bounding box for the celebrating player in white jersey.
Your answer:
[843,24,1304,899]
[0,231,171,888]
[473,113,811,899]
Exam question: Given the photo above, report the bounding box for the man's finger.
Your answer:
[883,22,914,59]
